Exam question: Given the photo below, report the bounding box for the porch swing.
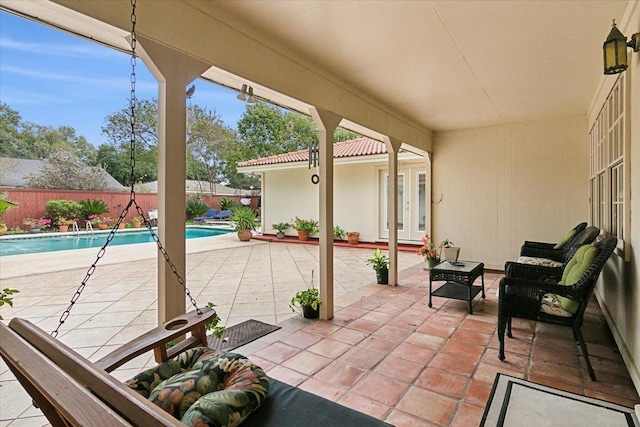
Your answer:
[0,2,270,425]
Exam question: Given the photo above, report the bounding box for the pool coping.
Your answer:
[0,231,264,280]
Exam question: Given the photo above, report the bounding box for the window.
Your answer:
[589,73,629,259]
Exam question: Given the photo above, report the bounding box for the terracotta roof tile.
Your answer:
[237,138,386,167]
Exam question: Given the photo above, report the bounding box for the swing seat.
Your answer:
[0,308,267,426]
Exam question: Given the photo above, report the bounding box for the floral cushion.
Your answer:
[540,293,573,317]
[126,348,269,427]
[517,256,563,268]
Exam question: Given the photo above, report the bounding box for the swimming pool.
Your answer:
[0,227,232,257]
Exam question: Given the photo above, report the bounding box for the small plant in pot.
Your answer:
[292,217,319,241]
[272,222,290,239]
[365,248,389,284]
[333,225,346,241]
[347,231,360,245]
[290,286,322,319]
[231,206,258,241]
[441,239,460,263]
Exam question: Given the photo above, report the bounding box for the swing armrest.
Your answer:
[95,307,217,372]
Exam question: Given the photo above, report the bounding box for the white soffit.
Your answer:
[206,0,629,131]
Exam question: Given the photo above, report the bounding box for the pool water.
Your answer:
[0,227,232,256]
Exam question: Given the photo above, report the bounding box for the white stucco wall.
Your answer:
[432,115,589,271]
[260,159,427,243]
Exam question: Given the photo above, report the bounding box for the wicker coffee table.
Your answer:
[428,260,485,314]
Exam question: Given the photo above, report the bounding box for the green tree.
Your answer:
[0,103,22,158]
[187,106,237,192]
[100,98,242,188]
[0,103,97,161]
[334,127,359,142]
[99,98,159,185]
[25,150,110,190]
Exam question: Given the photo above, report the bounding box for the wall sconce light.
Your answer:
[237,84,257,104]
[603,19,639,75]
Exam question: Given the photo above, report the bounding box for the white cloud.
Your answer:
[0,37,122,59]
[0,90,73,106]
[0,65,156,92]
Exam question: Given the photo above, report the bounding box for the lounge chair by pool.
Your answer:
[194,208,218,223]
[213,209,232,220]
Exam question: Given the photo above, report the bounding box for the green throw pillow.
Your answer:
[555,244,597,313]
[553,229,577,249]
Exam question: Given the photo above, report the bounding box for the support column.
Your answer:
[383,137,403,286]
[135,36,210,325]
[310,108,342,320]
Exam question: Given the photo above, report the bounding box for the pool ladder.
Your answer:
[72,220,93,236]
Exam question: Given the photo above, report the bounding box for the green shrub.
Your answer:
[186,199,210,218]
[44,200,82,226]
[231,206,258,231]
[218,197,237,211]
[79,199,109,218]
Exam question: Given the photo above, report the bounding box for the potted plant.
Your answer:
[441,239,460,263]
[0,192,18,236]
[272,222,290,239]
[231,206,257,241]
[365,248,389,284]
[56,216,75,232]
[23,217,51,233]
[290,287,322,319]
[333,225,346,241]
[97,216,113,230]
[347,231,360,245]
[131,215,144,228]
[417,233,442,269]
[292,217,319,241]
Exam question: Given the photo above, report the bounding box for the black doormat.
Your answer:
[207,319,281,351]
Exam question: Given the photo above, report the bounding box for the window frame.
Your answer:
[589,73,630,261]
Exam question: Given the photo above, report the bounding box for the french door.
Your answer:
[379,168,427,242]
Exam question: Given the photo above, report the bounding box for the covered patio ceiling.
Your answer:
[1,0,630,137]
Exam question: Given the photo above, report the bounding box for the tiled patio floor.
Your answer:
[1,235,638,426]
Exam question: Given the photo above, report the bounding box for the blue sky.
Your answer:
[0,11,246,147]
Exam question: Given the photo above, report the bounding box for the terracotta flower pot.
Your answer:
[297,230,309,241]
[58,225,69,232]
[98,224,108,230]
[132,222,142,228]
[347,232,360,245]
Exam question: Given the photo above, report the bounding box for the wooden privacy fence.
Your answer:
[1,189,259,229]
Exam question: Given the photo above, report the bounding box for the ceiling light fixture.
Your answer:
[237,84,257,105]
[237,84,248,101]
[246,86,256,105]
[603,19,639,75]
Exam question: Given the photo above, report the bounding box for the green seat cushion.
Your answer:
[553,229,577,249]
[553,244,598,314]
[126,348,269,427]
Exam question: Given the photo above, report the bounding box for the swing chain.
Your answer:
[52,0,201,338]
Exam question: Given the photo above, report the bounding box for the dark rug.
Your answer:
[481,373,640,427]
[207,319,280,351]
